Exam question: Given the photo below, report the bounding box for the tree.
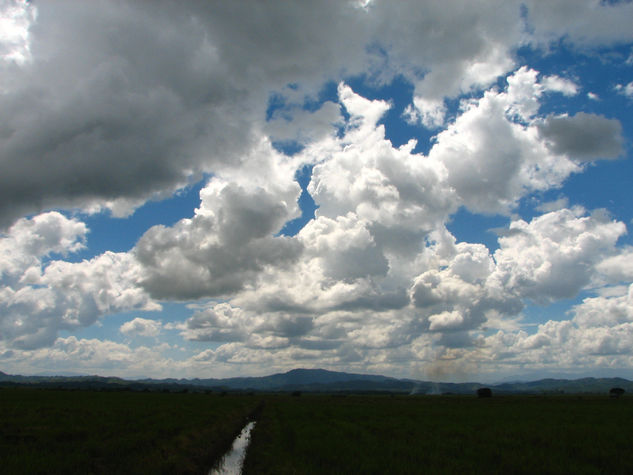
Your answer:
[609,387,625,399]
[476,387,492,398]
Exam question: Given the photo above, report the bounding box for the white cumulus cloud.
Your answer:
[120,318,162,338]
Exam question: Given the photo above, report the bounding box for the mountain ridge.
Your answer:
[1,368,631,395]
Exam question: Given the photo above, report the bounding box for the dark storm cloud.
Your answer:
[0,0,367,227]
[538,113,623,161]
[0,0,536,227]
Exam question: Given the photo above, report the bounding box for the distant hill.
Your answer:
[201,368,395,390]
[493,377,633,395]
[2,368,632,395]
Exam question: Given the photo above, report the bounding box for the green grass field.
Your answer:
[0,388,261,474]
[3,389,633,474]
[243,394,633,474]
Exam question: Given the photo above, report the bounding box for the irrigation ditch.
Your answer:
[207,402,263,475]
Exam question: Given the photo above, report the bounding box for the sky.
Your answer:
[1,0,633,383]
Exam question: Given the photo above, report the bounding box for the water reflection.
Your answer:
[209,421,256,475]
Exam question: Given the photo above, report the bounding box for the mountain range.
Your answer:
[1,368,631,395]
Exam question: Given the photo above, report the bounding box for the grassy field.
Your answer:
[243,394,633,474]
[0,388,261,474]
[4,389,633,474]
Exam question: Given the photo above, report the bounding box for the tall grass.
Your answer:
[5,389,633,474]
[242,394,633,474]
[0,388,261,474]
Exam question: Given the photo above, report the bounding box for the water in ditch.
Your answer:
[208,421,256,475]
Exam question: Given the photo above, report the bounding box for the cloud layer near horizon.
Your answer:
[1,0,632,380]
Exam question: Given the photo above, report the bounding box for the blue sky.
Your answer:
[1,0,633,382]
